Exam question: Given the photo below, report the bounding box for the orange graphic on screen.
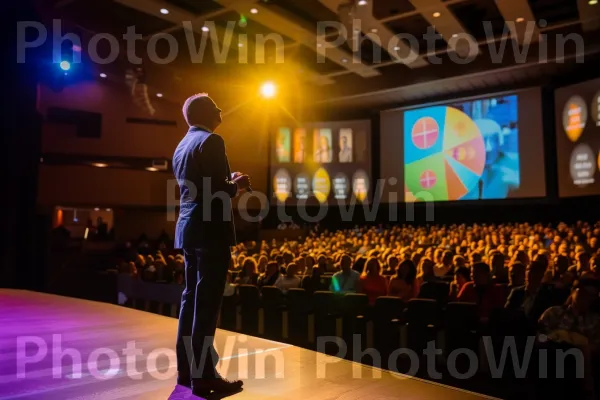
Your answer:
[411,117,439,150]
[293,129,306,163]
[563,96,587,142]
[313,168,331,203]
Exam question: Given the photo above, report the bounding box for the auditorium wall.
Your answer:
[37,165,174,206]
[39,81,184,159]
[38,80,271,211]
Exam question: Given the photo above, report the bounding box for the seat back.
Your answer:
[238,284,260,309]
[287,288,311,313]
[313,291,339,315]
[342,293,369,317]
[445,302,478,330]
[261,286,284,309]
[374,296,406,323]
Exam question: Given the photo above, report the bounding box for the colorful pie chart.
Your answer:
[405,106,486,201]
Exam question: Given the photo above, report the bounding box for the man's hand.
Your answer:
[233,174,251,191]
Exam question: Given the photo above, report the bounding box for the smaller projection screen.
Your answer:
[555,77,600,197]
[270,120,371,205]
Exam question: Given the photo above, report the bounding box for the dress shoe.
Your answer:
[192,377,243,397]
[177,373,191,388]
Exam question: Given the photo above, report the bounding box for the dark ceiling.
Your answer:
[42,0,600,111]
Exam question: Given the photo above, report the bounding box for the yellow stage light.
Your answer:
[260,82,276,98]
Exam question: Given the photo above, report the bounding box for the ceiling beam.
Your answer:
[494,0,540,44]
[216,0,381,78]
[116,0,334,85]
[318,0,428,68]
[577,0,600,31]
[408,0,479,58]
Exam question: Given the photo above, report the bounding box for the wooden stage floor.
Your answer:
[0,290,497,400]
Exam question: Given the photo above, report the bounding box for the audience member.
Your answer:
[457,262,506,320]
[275,263,301,293]
[257,261,280,288]
[331,254,360,293]
[388,259,417,302]
[359,257,388,305]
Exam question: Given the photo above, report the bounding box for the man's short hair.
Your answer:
[182,93,214,126]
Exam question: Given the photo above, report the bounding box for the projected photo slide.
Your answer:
[275,128,291,163]
[270,120,371,205]
[404,96,519,201]
[555,78,600,198]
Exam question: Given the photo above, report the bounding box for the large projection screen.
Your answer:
[380,87,546,203]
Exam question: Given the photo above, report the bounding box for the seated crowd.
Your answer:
[118,221,600,393]
[224,222,599,320]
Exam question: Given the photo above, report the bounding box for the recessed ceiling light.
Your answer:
[589,0,597,4]
[452,33,458,38]
[160,8,169,15]
[146,167,158,172]
[201,26,209,32]
[516,17,525,22]
[393,46,400,51]
[250,8,258,13]
[358,0,367,5]
[99,73,107,78]
[238,43,244,47]
[94,208,100,211]
[371,28,378,33]
[433,12,441,18]
[92,163,108,168]
[341,58,348,63]
[156,93,163,98]
[106,208,111,212]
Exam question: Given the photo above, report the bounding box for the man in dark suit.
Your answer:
[173,93,250,397]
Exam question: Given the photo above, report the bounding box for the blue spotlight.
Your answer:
[59,61,71,71]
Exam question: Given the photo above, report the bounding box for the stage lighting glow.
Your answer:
[59,61,71,71]
[160,8,169,14]
[100,73,107,78]
[260,82,276,98]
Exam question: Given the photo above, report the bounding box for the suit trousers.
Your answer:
[176,246,231,378]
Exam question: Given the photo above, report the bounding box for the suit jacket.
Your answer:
[504,284,559,322]
[173,126,237,249]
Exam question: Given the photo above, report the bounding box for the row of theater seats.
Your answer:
[116,275,585,397]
